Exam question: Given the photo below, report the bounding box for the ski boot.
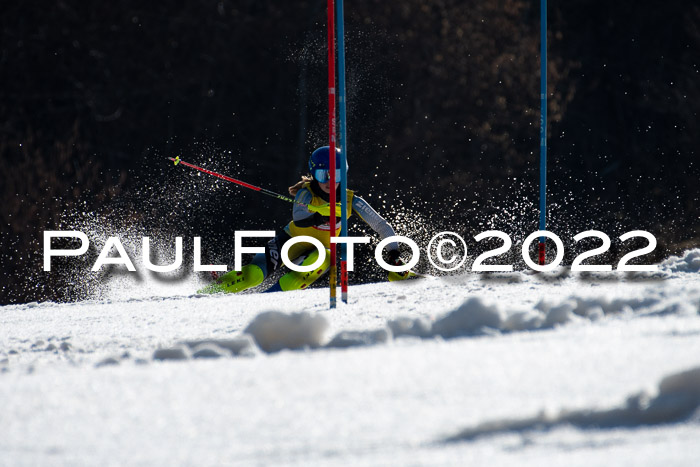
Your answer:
[197,264,265,294]
[386,251,421,281]
[388,270,420,281]
[264,248,330,292]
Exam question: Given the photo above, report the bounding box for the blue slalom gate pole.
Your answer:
[337,0,349,303]
[539,0,547,265]
[327,0,337,308]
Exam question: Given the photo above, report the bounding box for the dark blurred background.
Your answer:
[1,0,698,304]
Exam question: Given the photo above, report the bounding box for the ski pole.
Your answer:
[169,156,342,217]
[169,156,298,205]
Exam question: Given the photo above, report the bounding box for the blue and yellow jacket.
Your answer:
[284,181,397,250]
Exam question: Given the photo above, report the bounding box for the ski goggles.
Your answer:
[312,168,341,183]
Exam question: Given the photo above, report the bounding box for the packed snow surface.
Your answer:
[1,250,700,466]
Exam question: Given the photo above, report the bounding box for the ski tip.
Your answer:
[172,156,181,166]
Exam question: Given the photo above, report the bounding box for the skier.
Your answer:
[200,146,410,294]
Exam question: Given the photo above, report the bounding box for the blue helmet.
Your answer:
[308,146,348,183]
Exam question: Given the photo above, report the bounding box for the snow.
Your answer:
[1,250,699,466]
[662,249,700,274]
[244,310,329,352]
[447,366,700,442]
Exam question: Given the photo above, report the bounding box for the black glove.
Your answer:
[295,212,330,228]
[386,248,403,266]
[385,248,411,280]
[314,213,330,226]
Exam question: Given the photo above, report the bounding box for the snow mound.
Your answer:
[536,295,661,318]
[244,311,328,353]
[387,316,433,338]
[431,297,506,338]
[190,344,230,359]
[153,346,191,361]
[95,357,120,367]
[151,337,257,361]
[183,337,256,357]
[445,365,700,442]
[325,328,391,348]
[143,286,698,364]
[662,249,700,273]
[391,291,696,341]
[503,310,545,331]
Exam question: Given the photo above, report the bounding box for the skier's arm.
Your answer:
[352,195,399,252]
[292,188,328,227]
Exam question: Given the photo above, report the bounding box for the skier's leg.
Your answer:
[264,247,331,292]
[197,232,290,294]
[198,259,266,294]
